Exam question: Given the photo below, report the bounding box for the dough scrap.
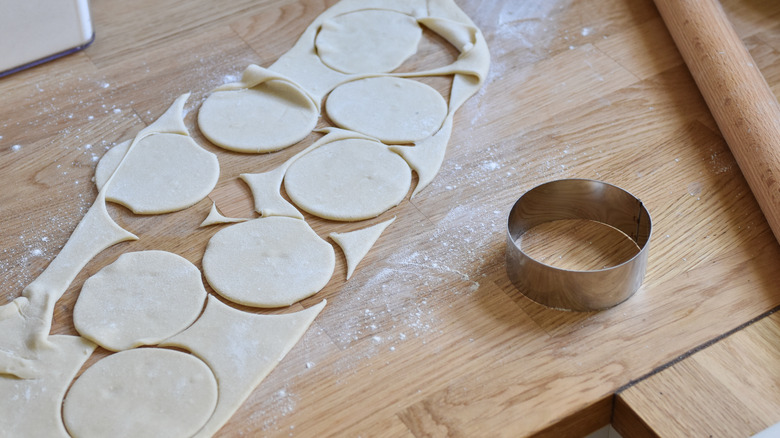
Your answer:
[162,296,326,438]
[330,216,395,279]
[0,335,95,438]
[284,138,412,221]
[0,197,137,377]
[315,9,422,74]
[200,202,249,227]
[390,116,453,198]
[73,250,207,351]
[198,65,319,153]
[63,348,218,438]
[203,216,335,308]
[326,77,447,143]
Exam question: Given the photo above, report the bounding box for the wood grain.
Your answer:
[2,0,780,436]
[615,312,780,437]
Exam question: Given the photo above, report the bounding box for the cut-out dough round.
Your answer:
[198,81,318,153]
[63,348,218,438]
[326,77,448,143]
[284,138,411,221]
[73,250,207,351]
[103,133,220,214]
[202,216,335,307]
[94,140,129,191]
[315,9,422,74]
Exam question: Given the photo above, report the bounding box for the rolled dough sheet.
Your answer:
[0,335,95,438]
[73,250,207,351]
[162,296,326,438]
[63,348,218,438]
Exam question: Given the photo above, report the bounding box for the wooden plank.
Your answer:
[615,312,780,437]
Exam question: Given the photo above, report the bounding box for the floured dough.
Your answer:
[284,138,411,221]
[93,139,130,190]
[200,202,249,227]
[97,94,219,214]
[326,77,448,143]
[105,132,220,214]
[202,216,335,307]
[63,348,218,438]
[330,216,395,279]
[315,9,422,74]
[0,336,95,438]
[162,296,326,438]
[239,127,377,219]
[0,197,137,377]
[390,117,453,197]
[73,251,207,351]
[198,67,318,153]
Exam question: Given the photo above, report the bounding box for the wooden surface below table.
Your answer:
[2,0,780,436]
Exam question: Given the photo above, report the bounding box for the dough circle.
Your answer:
[63,348,218,438]
[94,139,129,191]
[284,138,411,221]
[73,250,207,351]
[102,133,220,214]
[202,216,335,307]
[326,77,448,143]
[198,81,318,153]
[315,10,422,74]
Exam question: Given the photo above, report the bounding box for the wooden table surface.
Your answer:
[3,0,780,436]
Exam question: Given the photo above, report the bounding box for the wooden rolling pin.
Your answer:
[654,0,780,244]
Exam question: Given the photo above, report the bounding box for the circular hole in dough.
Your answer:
[202,216,335,308]
[315,10,422,74]
[103,133,220,214]
[198,81,318,153]
[63,348,218,438]
[73,250,208,351]
[284,138,412,221]
[326,77,448,143]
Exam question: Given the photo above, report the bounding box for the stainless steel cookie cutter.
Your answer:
[506,179,652,311]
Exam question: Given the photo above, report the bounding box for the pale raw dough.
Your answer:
[315,9,422,74]
[63,348,218,438]
[200,202,249,227]
[330,216,395,279]
[202,216,335,307]
[73,250,207,351]
[162,296,326,438]
[326,77,448,143]
[0,335,95,438]
[105,132,220,214]
[284,138,411,221]
[390,116,453,197]
[239,127,377,219]
[93,139,129,190]
[97,94,219,214]
[0,197,137,377]
[198,66,319,153]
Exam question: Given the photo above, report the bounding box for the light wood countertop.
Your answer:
[2,0,780,436]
